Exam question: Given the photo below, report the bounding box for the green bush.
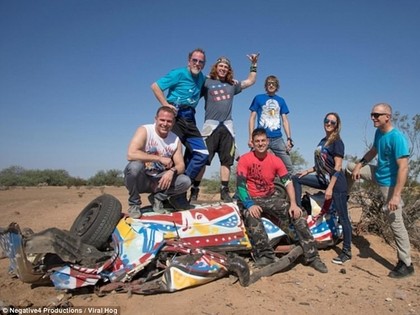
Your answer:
[86,169,124,186]
[0,166,82,187]
[0,166,125,187]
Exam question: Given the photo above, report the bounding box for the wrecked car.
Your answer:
[0,192,342,295]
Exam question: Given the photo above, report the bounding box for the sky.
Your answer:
[0,0,419,179]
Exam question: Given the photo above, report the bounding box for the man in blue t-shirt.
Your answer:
[346,103,414,278]
[248,75,294,174]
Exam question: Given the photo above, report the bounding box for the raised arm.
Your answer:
[240,53,259,89]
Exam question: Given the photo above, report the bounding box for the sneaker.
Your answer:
[190,187,200,202]
[220,186,233,202]
[127,205,142,219]
[169,193,195,210]
[147,194,166,214]
[309,257,328,273]
[332,250,352,265]
[388,261,414,278]
[391,260,405,272]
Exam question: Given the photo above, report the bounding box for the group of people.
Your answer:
[123,48,414,278]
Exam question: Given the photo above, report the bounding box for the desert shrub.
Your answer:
[352,183,420,251]
[0,166,78,186]
[289,149,308,171]
[0,166,26,186]
[201,178,223,194]
[86,169,124,186]
[66,177,87,188]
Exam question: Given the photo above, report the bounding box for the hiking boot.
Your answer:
[220,186,233,202]
[169,193,195,210]
[388,261,414,278]
[127,205,142,219]
[309,257,328,273]
[189,187,200,202]
[332,250,352,265]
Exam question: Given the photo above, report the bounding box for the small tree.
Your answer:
[0,166,26,186]
[392,112,420,185]
[290,149,307,171]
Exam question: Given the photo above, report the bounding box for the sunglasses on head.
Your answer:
[324,118,337,126]
[370,112,388,119]
[216,57,231,66]
[191,58,205,65]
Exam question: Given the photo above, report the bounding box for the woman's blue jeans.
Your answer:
[292,174,352,252]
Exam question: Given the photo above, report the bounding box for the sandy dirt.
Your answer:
[0,186,419,315]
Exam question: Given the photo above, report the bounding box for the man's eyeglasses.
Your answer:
[191,58,205,65]
[324,118,337,126]
[266,81,277,86]
[370,112,388,119]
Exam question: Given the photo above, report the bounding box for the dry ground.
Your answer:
[0,186,419,315]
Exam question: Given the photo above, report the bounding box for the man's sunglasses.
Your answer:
[324,118,337,126]
[371,112,388,119]
[191,58,205,65]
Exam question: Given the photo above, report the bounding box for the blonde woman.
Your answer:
[292,112,352,264]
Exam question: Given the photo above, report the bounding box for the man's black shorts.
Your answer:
[205,124,235,167]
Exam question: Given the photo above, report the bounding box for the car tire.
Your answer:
[70,194,122,250]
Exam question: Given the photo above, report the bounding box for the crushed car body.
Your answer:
[0,193,342,295]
